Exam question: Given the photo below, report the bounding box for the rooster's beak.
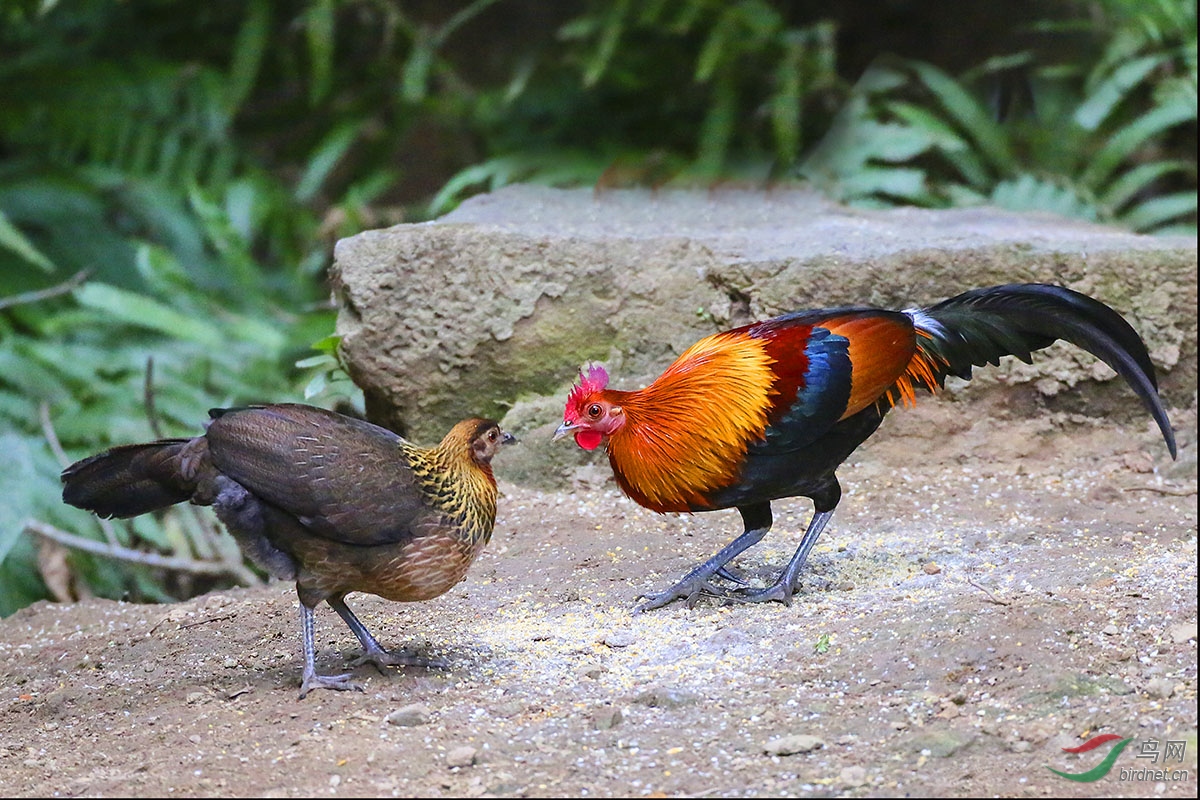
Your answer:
[552,421,579,442]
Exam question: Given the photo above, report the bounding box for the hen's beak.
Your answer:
[502,431,518,445]
[552,421,579,442]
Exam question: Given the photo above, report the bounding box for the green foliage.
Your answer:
[433,0,842,213]
[0,0,367,615]
[798,1,1197,233]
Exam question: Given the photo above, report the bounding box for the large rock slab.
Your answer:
[330,185,1196,484]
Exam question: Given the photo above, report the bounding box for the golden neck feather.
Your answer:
[405,438,499,545]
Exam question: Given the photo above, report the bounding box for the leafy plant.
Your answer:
[0,0,368,614]
[799,0,1197,233]
[432,0,842,213]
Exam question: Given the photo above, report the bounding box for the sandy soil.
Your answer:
[1,404,1196,798]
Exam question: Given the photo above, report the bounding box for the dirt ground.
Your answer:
[1,403,1196,798]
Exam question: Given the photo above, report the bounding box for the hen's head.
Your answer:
[554,363,626,451]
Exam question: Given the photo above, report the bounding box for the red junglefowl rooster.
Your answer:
[555,284,1176,611]
[62,403,515,697]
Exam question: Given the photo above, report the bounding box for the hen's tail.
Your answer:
[901,283,1176,458]
[62,439,197,519]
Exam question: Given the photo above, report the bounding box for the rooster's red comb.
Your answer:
[564,363,610,421]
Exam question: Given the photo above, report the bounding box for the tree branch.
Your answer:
[0,270,89,310]
[24,518,262,584]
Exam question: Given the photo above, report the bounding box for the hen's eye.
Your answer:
[587,404,602,418]
[488,430,498,441]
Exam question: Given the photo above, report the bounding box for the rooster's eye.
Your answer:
[587,403,602,418]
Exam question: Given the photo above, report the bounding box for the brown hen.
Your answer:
[62,403,515,697]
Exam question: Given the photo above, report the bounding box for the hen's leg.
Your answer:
[328,594,448,671]
[297,602,362,698]
[635,504,772,612]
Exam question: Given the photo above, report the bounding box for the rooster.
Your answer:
[555,284,1176,610]
[62,403,516,697]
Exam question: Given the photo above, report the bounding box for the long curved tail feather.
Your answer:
[903,284,1176,458]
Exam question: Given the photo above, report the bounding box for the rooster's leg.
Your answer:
[731,482,841,605]
[714,566,749,585]
[730,510,835,605]
[635,503,772,611]
[297,602,363,698]
[328,594,448,672]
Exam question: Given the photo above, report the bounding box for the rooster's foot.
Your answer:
[350,647,448,674]
[298,670,364,699]
[635,578,738,612]
[724,579,799,606]
[713,566,749,586]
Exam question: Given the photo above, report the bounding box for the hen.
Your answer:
[62,403,515,696]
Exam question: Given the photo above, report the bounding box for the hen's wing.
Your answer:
[204,404,428,547]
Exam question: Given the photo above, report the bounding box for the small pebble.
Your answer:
[840,765,867,787]
[1102,624,1120,636]
[923,562,941,575]
[446,746,477,768]
[602,631,636,648]
[1167,622,1197,644]
[579,664,608,679]
[386,704,431,727]
[633,688,697,709]
[937,705,960,720]
[593,706,623,731]
[764,734,825,756]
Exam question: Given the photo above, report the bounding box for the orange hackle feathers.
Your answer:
[602,332,776,512]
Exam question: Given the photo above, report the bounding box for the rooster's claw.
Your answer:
[350,648,448,674]
[298,670,364,699]
[636,579,743,612]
